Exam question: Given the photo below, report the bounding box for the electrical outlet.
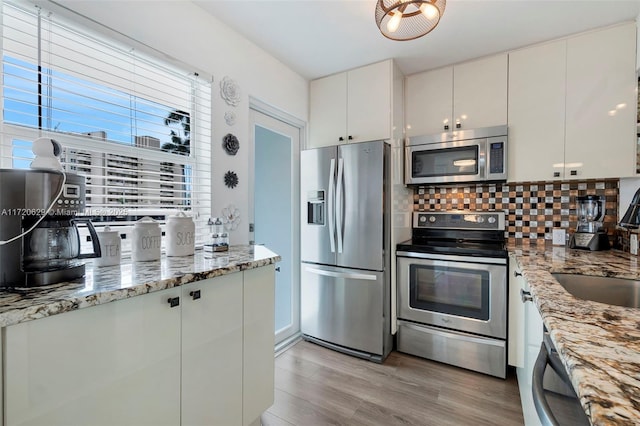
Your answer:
[631,234,638,255]
[552,228,566,246]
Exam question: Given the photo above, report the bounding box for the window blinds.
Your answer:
[1,0,213,248]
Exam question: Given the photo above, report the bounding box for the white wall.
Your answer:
[45,0,309,244]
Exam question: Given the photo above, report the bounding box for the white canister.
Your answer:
[166,212,195,257]
[95,225,121,267]
[132,216,161,261]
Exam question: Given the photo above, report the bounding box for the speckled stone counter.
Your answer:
[510,244,640,426]
[0,245,280,328]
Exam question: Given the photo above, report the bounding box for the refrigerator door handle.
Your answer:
[304,266,377,281]
[328,158,336,253]
[336,157,344,254]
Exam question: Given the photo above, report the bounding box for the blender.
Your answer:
[569,195,610,251]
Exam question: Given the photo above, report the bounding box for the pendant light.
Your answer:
[375,0,446,41]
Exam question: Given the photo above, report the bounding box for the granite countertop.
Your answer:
[0,245,280,328]
[509,244,640,426]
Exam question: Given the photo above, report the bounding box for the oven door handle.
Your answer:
[305,266,377,281]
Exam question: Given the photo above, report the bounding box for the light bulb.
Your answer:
[387,11,402,33]
[420,2,439,20]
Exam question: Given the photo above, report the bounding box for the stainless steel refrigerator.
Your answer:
[300,140,392,362]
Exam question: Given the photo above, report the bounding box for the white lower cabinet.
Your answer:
[243,265,275,426]
[3,266,275,426]
[515,272,544,426]
[181,275,243,426]
[4,286,182,426]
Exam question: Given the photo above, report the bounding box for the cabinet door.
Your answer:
[309,72,347,148]
[507,255,525,368]
[565,23,637,179]
[181,275,243,426]
[516,278,544,426]
[405,66,453,136]
[5,288,181,426]
[508,40,566,182]
[243,265,276,426]
[454,53,508,131]
[347,60,391,143]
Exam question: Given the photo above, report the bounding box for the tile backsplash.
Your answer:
[413,179,619,246]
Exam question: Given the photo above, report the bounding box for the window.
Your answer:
[1,0,212,250]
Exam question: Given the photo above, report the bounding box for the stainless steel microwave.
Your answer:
[405,125,508,185]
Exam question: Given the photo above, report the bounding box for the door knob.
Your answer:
[275,266,281,272]
[189,290,201,300]
[520,289,533,303]
[167,297,180,308]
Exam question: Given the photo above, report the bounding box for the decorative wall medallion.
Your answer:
[222,133,240,155]
[224,170,238,188]
[220,76,240,107]
[224,111,236,126]
[222,204,241,231]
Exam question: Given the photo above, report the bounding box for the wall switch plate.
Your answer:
[631,234,638,255]
[552,228,566,246]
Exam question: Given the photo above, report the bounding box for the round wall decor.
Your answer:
[223,133,239,155]
[224,111,236,126]
[220,76,241,107]
[224,170,238,188]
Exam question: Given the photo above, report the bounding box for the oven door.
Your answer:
[397,252,506,339]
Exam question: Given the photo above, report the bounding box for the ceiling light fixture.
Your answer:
[375,0,446,41]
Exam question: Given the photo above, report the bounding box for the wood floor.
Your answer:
[262,340,525,426]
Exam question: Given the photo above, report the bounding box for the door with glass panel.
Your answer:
[250,107,301,346]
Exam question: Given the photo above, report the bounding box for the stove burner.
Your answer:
[399,211,507,258]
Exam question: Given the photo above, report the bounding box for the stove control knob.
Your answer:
[419,215,427,223]
[488,216,496,224]
[477,216,485,223]
[428,216,436,223]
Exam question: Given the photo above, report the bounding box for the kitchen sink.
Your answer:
[551,273,640,308]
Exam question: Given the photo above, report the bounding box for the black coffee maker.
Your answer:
[0,169,101,287]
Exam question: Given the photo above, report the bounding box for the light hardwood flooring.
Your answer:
[262,340,525,426]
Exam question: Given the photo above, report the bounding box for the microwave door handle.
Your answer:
[336,157,344,254]
[328,158,336,253]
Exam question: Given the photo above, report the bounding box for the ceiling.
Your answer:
[194,0,640,80]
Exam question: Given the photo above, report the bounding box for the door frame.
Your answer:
[248,97,304,348]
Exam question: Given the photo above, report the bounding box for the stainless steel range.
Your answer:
[396,211,507,378]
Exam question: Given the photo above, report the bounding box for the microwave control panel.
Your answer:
[488,141,505,174]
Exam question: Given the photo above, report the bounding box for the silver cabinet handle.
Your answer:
[521,289,533,303]
[328,158,336,253]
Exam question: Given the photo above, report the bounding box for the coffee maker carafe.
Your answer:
[0,169,101,287]
[569,195,610,251]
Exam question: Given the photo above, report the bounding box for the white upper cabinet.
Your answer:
[309,72,348,148]
[509,22,637,181]
[405,53,508,137]
[309,60,397,147]
[564,22,637,180]
[508,39,567,182]
[405,66,453,136]
[453,54,508,132]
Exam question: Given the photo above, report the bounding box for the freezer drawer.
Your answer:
[301,263,384,356]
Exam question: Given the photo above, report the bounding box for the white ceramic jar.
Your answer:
[95,225,121,267]
[166,212,195,257]
[132,216,161,261]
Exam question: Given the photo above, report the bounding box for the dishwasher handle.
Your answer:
[532,343,560,426]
